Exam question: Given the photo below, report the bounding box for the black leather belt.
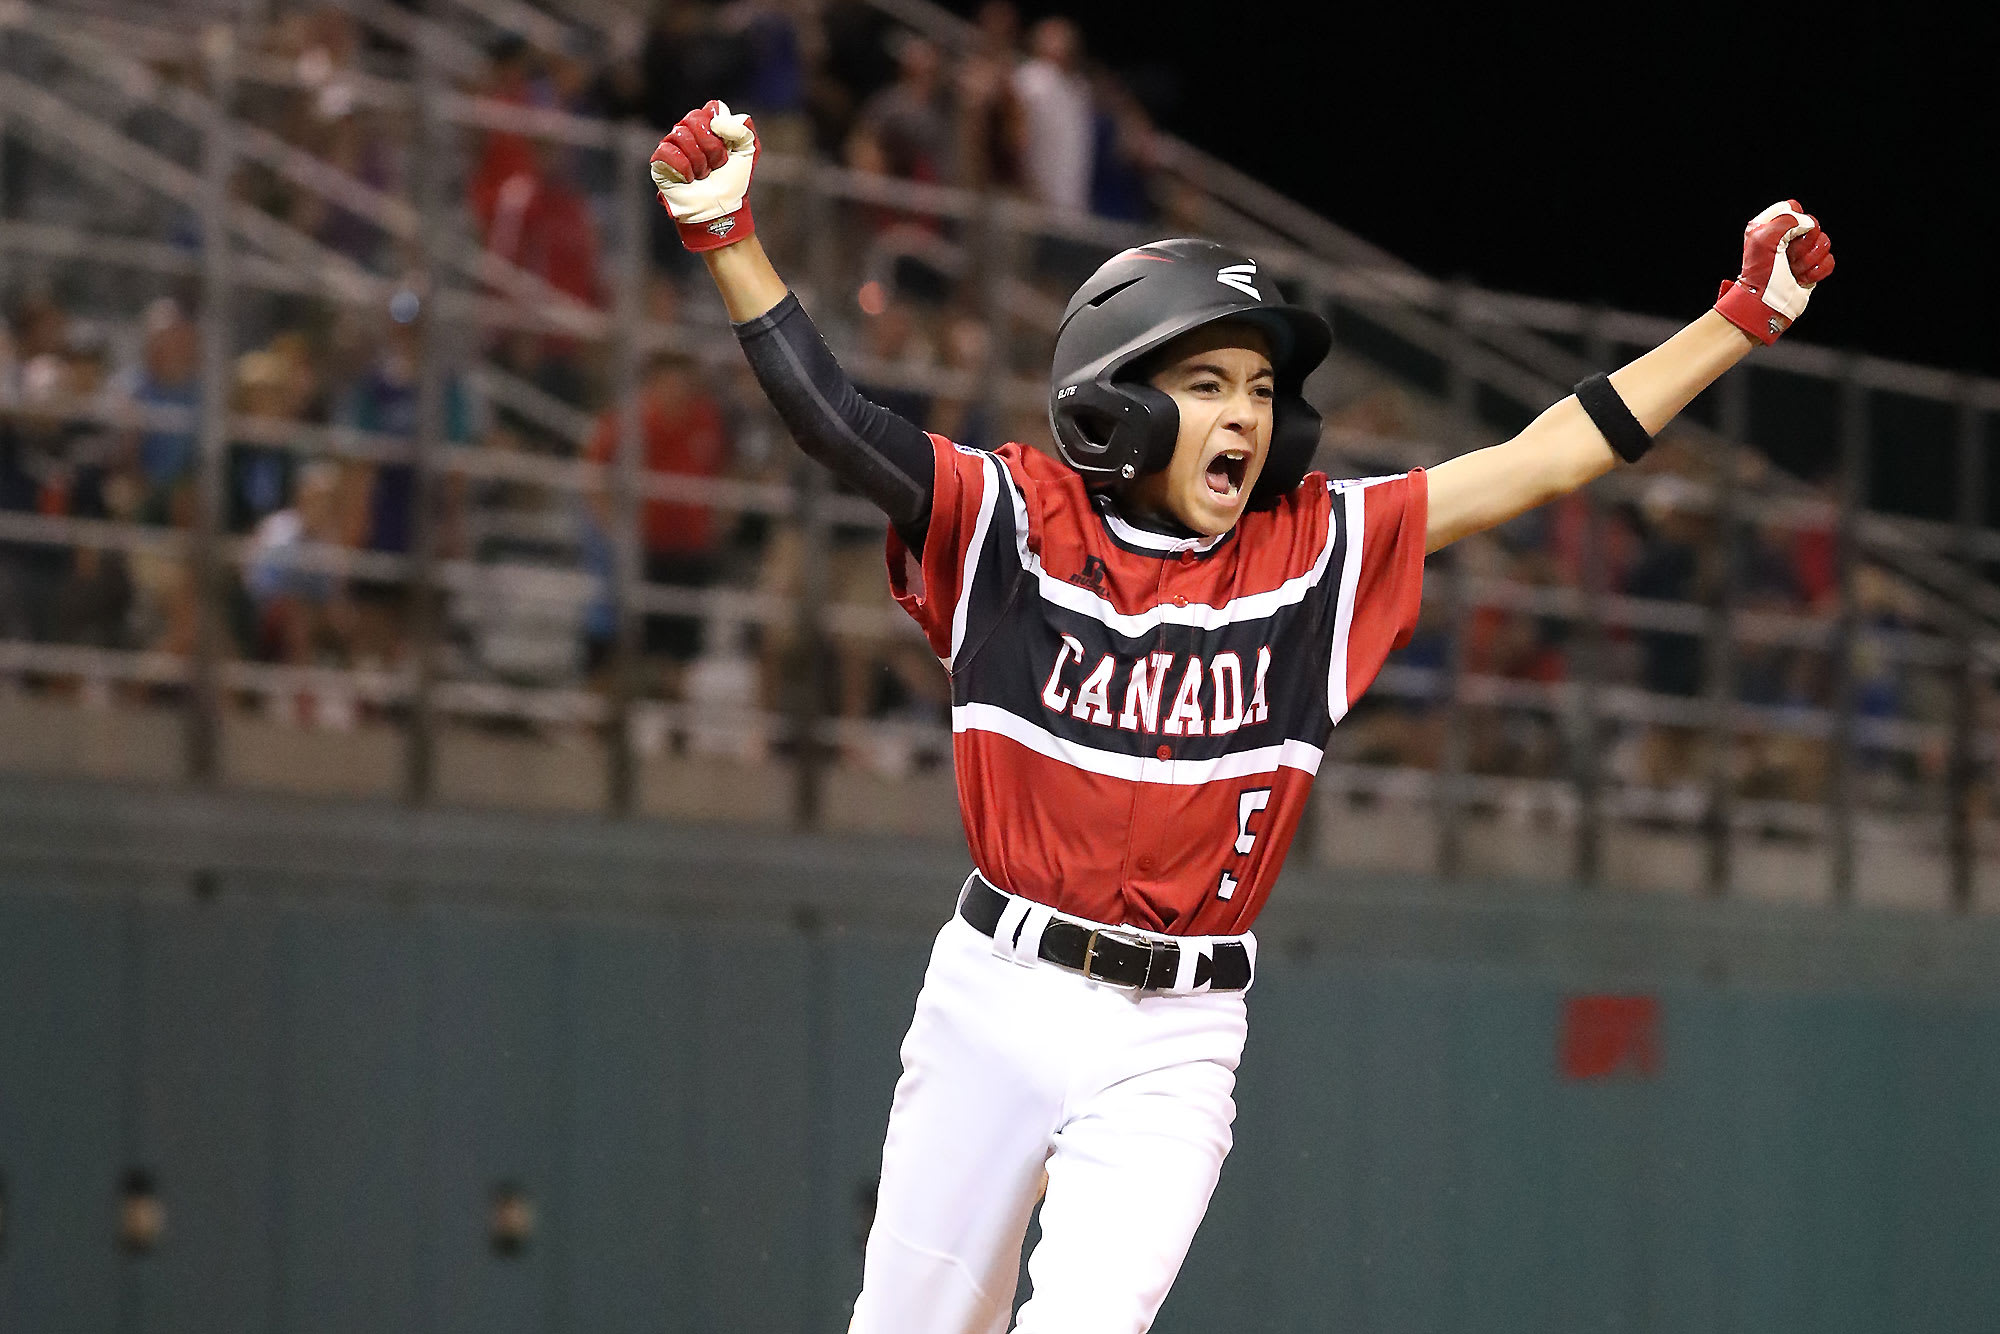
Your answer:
[957,873,1252,992]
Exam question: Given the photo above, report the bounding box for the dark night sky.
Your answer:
[983,4,1997,378]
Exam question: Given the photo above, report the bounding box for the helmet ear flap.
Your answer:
[1119,382,1181,478]
[1051,380,1180,481]
[1248,393,1323,507]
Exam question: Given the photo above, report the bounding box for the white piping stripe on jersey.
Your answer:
[1097,504,1227,554]
[993,465,1344,636]
[1326,483,1365,724]
[953,701,1324,784]
[945,450,1001,669]
[1330,473,1406,493]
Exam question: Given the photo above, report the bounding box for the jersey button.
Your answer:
[1155,743,1172,761]
[1171,594,1189,607]
[1136,854,1156,872]
[1178,550,1197,566]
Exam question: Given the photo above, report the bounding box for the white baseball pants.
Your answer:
[849,907,1251,1333]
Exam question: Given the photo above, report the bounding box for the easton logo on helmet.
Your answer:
[1216,262,1260,301]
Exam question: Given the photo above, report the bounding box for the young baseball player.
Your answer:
[650,101,1834,1333]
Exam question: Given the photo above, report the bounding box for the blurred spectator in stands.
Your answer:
[1854,564,1916,792]
[1088,71,1159,223]
[1624,477,1710,789]
[1466,551,1570,685]
[265,8,395,264]
[1521,484,1636,596]
[856,35,954,184]
[229,338,318,532]
[858,633,953,776]
[11,291,69,366]
[1734,515,1807,740]
[1626,479,1705,693]
[1012,18,1092,214]
[332,316,475,668]
[244,461,362,725]
[838,301,931,727]
[736,1,811,155]
[927,309,997,450]
[51,536,133,666]
[0,352,77,643]
[1791,473,1839,615]
[485,140,604,313]
[124,299,201,524]
[474,120,603,407]
[752,298,933,747]
[852,297,933,423]
[579,11,648,123]
[6,332,138,693]
[643,0,751,135]
[267,7,365,124]
[468,36,548,241]
[583,351,731,696]
[812,0,900,154]
[955,1,1024,193]
[445,421,591,693]
[314,110,399,266]
[1739,515,1803,607]
[1463,549,1569,778]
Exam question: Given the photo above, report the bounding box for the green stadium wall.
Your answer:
[0,779,1997,1333]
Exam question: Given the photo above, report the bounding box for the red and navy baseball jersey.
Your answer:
[888,436,1427,936]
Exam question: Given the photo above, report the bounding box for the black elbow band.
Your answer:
[1574,373,1654,464]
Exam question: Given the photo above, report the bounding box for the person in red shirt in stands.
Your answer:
[585,351,731,692]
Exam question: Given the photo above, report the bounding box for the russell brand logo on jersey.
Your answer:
[1066,554,1109,594]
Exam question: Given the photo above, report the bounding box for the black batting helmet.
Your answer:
[1049,238,1332,507]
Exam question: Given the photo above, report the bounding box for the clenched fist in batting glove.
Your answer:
[651,101,759,253]
[1714,200,1835,344]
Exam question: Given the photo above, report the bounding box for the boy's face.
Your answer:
[1123,323,1275,536]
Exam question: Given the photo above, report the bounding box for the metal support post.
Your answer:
[1703,371,1749,897]
[1573,312,1614,888]
[1949,379,1984,912]
[0,21,8,305]
[971,185,1008,449]
[800,160,843,316]
[402,13,447,804]
[784,165,840,830]
[1295,284,1332,866]
[186,24,235,785]
[606,122,649,817]
[790,457,830,829]
[1829,363,1866,905]
[1435,283,1477,880]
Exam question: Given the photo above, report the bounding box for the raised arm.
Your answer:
[652,104,936,545]
[1424,202,1836,553]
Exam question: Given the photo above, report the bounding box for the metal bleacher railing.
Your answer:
[0,0,1996,911]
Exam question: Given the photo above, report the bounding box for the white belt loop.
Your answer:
[988,895,1032,963]
[1172,942,1206,993]
[1005,905,1054,968]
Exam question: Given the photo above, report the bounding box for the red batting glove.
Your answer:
[1714,199,1836,344]
[650,101,759,252]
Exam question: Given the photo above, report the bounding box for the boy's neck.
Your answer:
[1099,490,1200,540]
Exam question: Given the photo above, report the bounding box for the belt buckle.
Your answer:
[1081,926,1161,990]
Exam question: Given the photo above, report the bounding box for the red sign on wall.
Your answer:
[1559,994,1661,1080]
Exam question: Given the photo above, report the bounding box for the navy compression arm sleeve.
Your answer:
[733,293,934,552]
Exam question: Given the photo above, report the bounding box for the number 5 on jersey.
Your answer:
[1217,788,1272,900]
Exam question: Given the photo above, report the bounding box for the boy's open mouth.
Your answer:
[1205,449,1249,498]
